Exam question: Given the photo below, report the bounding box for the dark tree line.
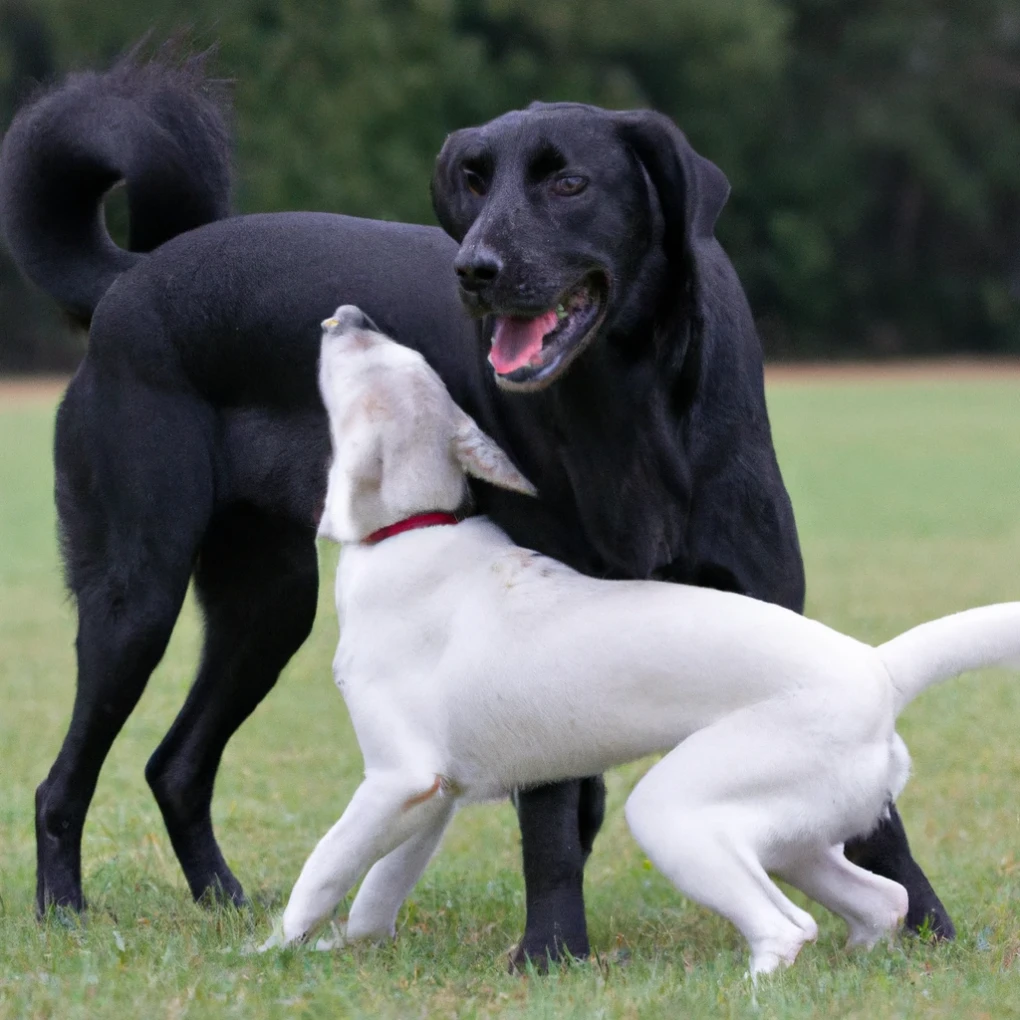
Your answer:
[1,2,74,372]
[3,0,1020,371]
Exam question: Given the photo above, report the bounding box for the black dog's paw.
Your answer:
[507,934,591,974]
[35,881,88,921]
[195,876,249,910]
[905,902,956,942]
[37,900,89,929]
[901,865,956,942]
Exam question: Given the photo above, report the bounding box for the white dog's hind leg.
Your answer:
[626,804,817,977]
[778,844,908,949]
[625,718,824,980]
[343,799,456,944]
[280,771,449,946]
[627,796,816,978]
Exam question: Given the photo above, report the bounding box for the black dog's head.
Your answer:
[431,103,730,391]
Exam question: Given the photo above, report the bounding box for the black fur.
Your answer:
[0,54,951,960]
[1,49,231,325]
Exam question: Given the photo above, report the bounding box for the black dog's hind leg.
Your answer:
[145,507,318,905]
[845,802,955,939]
[35,574,192,914]
[37,379,212,915]
[510,775,607,969]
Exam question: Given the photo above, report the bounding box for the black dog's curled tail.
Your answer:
[0,44,232,325]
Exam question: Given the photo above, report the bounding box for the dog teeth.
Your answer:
[555,303,568,320]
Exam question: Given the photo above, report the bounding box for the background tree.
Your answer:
[3,0,1020,371]
[0,2,76,372]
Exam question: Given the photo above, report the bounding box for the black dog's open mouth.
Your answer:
[487,274,608,391]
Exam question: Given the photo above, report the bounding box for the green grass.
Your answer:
[1,377,1019,1019]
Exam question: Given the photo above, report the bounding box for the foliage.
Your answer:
[748,0,1020,355]
[0,2,76,373]
[2,0,1020,368]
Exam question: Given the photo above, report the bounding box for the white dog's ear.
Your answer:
[316,488,341,544]
[316,431,384,544]
[452,410,537,497]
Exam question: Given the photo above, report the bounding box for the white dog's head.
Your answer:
[316,306,537,543]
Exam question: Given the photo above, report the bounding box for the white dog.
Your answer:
[273,305,1019,977]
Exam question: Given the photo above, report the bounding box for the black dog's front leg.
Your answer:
[845,802,955,938]
[510,776,606,970]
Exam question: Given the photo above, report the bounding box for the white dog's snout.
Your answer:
[322,305,379,336]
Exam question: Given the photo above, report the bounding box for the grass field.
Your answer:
[1,373,1019,1019]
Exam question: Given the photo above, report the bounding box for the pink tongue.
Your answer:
[489,311,559,375]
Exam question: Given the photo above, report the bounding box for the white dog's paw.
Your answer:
[252,916,348,954]
[845,884,909,950]
[747,928,814,983]
[312,920,349,951]
[256,915,289,953]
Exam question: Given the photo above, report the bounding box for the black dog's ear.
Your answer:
[431,127,478,243]
[614,110,730,261]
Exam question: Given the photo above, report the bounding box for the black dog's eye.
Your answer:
[551,174,588,197]
[463,166,488,197]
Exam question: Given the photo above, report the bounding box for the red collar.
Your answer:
[363,511,459,545]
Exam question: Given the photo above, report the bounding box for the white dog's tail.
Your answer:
[878,603,1020,715]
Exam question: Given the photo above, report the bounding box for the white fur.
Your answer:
[273,306,1020,978]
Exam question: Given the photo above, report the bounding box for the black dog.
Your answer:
[0,53,952,963]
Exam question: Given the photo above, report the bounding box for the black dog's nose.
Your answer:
[454,246,503,293]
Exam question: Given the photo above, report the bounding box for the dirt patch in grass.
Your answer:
[766,357,1020,384]
[0,376,69,406]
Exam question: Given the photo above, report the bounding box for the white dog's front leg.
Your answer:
[344,799,456,943]
[281,771,447,945]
